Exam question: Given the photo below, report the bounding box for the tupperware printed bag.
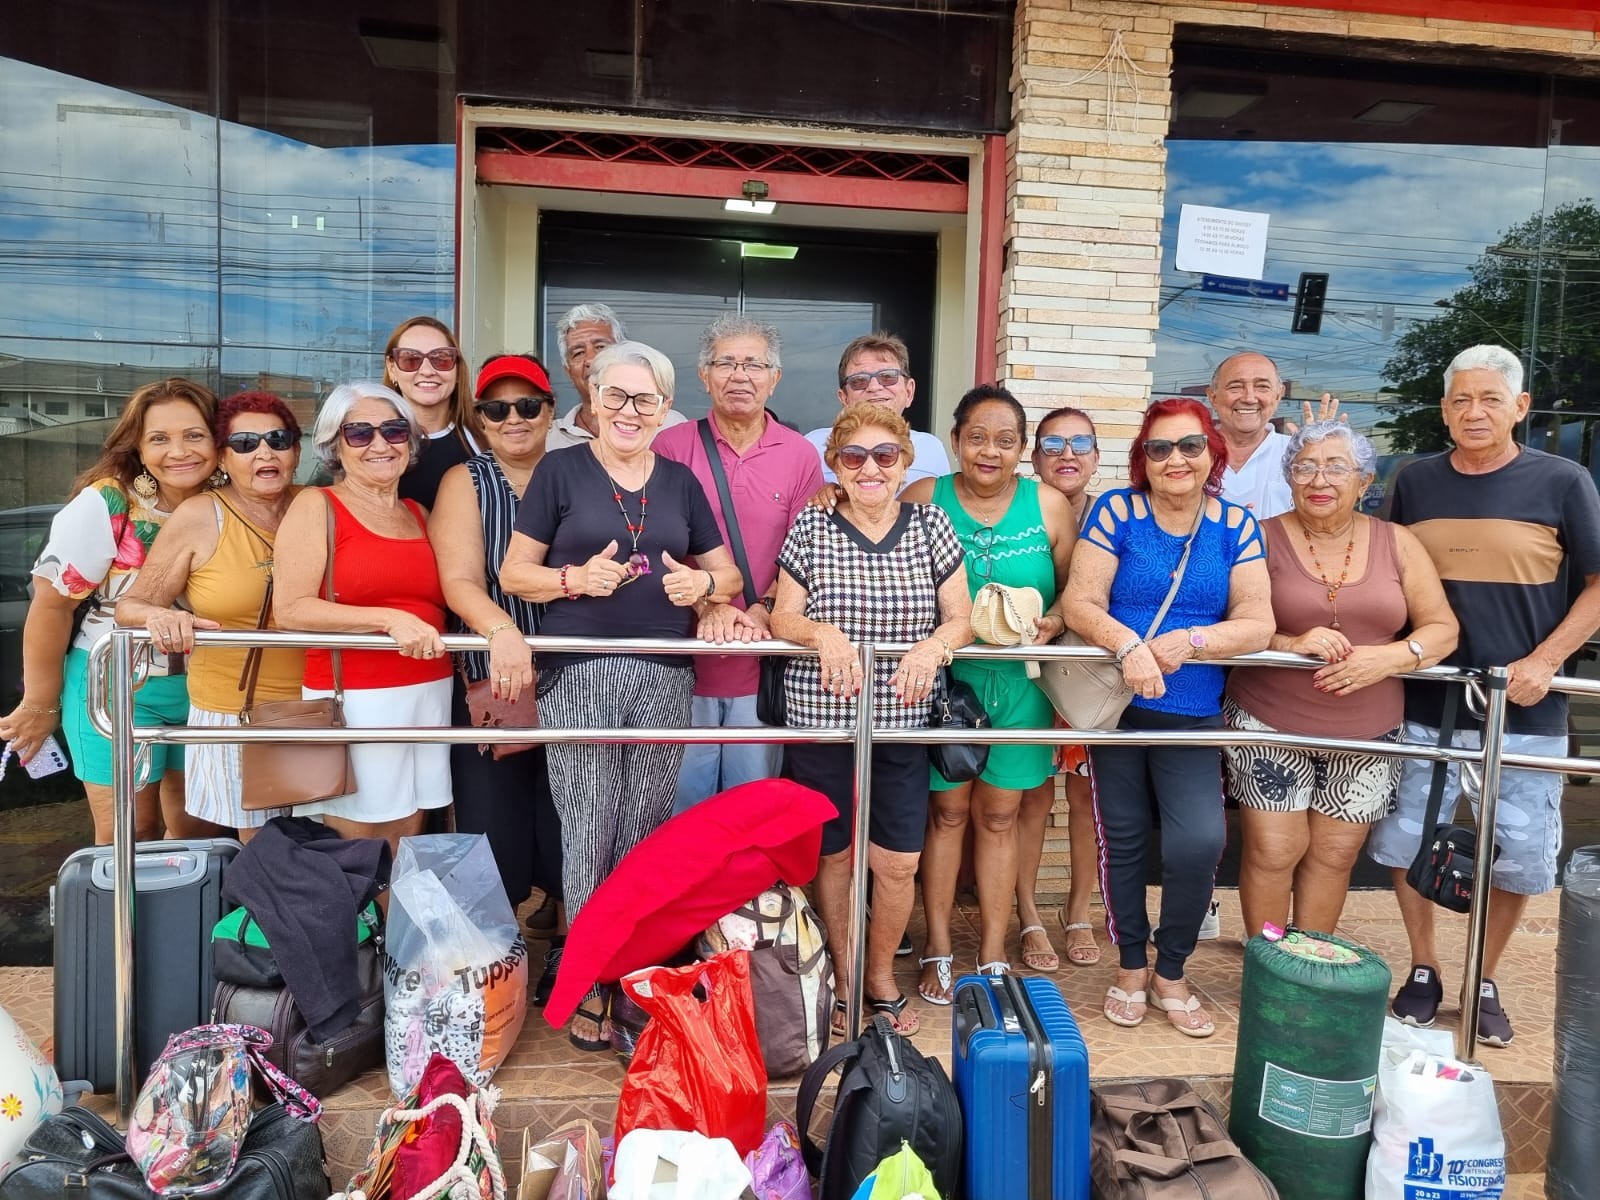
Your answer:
[383,834,528,1097]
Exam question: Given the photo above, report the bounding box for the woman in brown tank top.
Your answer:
[1224,422,1457,938]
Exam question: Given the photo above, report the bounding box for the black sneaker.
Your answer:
[533,935,564,1008]
[1475,978,1514,1048]
[1391,964,1443,1027]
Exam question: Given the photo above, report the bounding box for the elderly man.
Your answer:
[1367,343,1600,1048]
[805,332,950,489]
[654,314,824,812]
[1208,350,1295,517]
[546,302,684,450]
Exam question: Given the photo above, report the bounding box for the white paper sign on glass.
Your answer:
[1175,204,1271,280]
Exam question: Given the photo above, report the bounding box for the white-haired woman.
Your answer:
[1225,420,1457,937]
[273,381,452,850]
[501,341,742,1051]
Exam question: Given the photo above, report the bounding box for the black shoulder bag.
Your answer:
[1404,683,1499,912]
[697,419,789,726]
[914,505,990,783]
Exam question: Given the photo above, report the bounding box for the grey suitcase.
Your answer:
[52,838,239,1091]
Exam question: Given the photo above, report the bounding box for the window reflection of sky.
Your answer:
[1157,140,1599,421]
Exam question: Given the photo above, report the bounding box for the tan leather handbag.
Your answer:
[462,671,538,759]
[239,501,355,811]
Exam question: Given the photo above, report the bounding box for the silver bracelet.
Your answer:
[1114,636,1144,663]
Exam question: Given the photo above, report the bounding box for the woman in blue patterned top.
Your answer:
[1064,397,1273,1038]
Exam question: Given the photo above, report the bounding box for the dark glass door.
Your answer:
[539,213,938,435]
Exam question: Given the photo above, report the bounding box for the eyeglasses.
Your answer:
[970,525,995,580]
[835,442,903,471]
[1288,461,1357,482]
[708,358,773,377]
[597,387,666,416]
[475,396,549,422]
[340,418,412,448]
[961,430,1020,451]
[389,347,459,373]
[615,551,652,588]
[1038,434,1097,457]
[841,368,905,392]
[1142,434,1210,463]
[224,428,297,453]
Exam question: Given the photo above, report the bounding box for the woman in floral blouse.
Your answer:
[0,379,221,843]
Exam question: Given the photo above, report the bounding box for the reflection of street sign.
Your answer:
[1200,274,1290,300]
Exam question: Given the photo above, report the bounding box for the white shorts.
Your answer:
[184,707,284,830]
[294,679,453,825]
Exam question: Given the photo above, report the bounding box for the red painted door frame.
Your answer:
[1250,0,1598,32]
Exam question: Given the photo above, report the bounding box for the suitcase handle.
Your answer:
[90,850,208,891]
[954,985,988,1058]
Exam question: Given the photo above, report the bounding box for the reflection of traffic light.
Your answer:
[1292,272,1329,334]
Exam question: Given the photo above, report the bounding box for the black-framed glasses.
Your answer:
[340,418,412,448]
[708,358,773,377]
[389,347,459,373]
[836,442,903,470]
[1142,434,1209,463]
[969,525,995,580]
[1039,433,1096,457]
[616,551,652,588]
[1288,461,1357,482]
[841,368,905,392]
[224,428,297,453]
[475,396,549,422]
[597,387,666,416]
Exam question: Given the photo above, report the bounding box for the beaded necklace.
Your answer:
[598,453,651,579]
[1302,518,1357,630]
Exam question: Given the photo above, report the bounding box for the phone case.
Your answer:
[24,736,69,779]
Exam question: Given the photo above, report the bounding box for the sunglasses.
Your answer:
[1038,433,1096,457]
[340,418,412,448]
[475,396,549,422]
[616,551,652,588]
[1143,434,1210,463]
[836,442,903,470]
[841,368,905,393]
[390,347,460,373]
[224,428,297,453]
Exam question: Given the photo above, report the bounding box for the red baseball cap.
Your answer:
[474,355,553,399]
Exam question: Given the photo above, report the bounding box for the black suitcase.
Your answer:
[52,838,239,1091]
[0,1103,328,1199]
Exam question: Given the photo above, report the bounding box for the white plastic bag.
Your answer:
[610,1129,753,1200]
[384,834,528,1096]
[1365,1019,1506,1200]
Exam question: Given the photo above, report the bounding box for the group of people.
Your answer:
[0,308,1592,1056]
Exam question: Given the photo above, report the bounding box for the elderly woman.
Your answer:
[429,353,567,997]
[382,315,482,507]
[500,341,741,1051]
[0,379,220,843]
[1018,405,1103,970]
[1225,421,1457,937]
[273,382,452,849]
[1064,397,1273,1038]
[901,385,1074,1004]
[115,392,306,840]
[773,403,973,1037]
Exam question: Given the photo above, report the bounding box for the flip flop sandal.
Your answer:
[918,955,955,1006]
[568,997,612,1053]
[1018,925,1061,973]
[1061,921,1101,967]
[866,993,921,1037]
[976,960,1011,977]
[1103,973,1148,1027]
[831,998,848,1039]
[1150,990,1216,1038]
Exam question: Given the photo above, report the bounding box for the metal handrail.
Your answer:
[94,625,1552,1116]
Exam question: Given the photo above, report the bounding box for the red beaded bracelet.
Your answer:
[559,564,574,599]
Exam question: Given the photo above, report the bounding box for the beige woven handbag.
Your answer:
[971,583,1045,679]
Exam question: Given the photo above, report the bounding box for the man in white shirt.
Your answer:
[805,332,950,490]
[1210,351,1294,519]
[546,302,685,451]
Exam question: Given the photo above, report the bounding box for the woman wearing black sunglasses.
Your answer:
[116,391,304,839]
[1063,397,1274,1039]
[382,315,482,508]
[273,381,453,852]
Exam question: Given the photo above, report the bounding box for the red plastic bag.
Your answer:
[615,950,769,1157]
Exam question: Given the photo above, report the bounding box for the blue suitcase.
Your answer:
[953,973,1090,1200]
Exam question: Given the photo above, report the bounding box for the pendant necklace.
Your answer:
[959,475,1014,527]
[599,453,651,579]
[1303,519,1356,630]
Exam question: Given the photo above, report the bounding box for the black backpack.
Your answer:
[797,1014,963,1199]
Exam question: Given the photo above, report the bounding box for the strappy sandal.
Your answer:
[1062,921,1101,967]
[976,960,1011,977]
[1104,969,1149,1028]
[568,994,611,1052]
[918,955,955,1006]
[1019,925,1060,973]
[866,993,921,1036]
[1150,983,1216,1039]
[831,998,848,1039]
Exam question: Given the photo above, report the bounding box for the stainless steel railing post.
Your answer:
[845,641,874,1041]
[1457,665,1509,1065]
[109,627,139,1122]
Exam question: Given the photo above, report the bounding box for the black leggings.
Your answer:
[1087,706,1225,981]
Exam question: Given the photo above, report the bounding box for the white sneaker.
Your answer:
[1196,900,1221,941]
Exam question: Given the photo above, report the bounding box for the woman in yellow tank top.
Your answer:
[117,393,304,839]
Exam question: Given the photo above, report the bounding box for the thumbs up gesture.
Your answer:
[578,539,626,596]
[661,551,709,608]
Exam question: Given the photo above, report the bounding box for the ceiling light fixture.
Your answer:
[725,179,776,216]
[359,20,454,74]
[1354,100,1434,124]
[1174,86,1265,121]
[739,242,799,259]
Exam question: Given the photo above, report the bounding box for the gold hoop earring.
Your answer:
[132,470,159,500]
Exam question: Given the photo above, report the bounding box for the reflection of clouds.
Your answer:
[0,57,452,371]
[1155,140,1579,402]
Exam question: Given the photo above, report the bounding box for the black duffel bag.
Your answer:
[0,1103,327,1199]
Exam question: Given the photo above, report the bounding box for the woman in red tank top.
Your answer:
[273,381,454,851]
[1223,421,1457,938]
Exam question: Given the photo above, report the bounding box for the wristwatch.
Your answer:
[760,595,776,613]
[1187,627,1207,657]
[1406,638,1425,667]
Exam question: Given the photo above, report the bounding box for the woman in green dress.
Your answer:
[903,385,1076,1003]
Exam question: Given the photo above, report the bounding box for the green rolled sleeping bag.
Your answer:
[1229,929,1392,1200]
